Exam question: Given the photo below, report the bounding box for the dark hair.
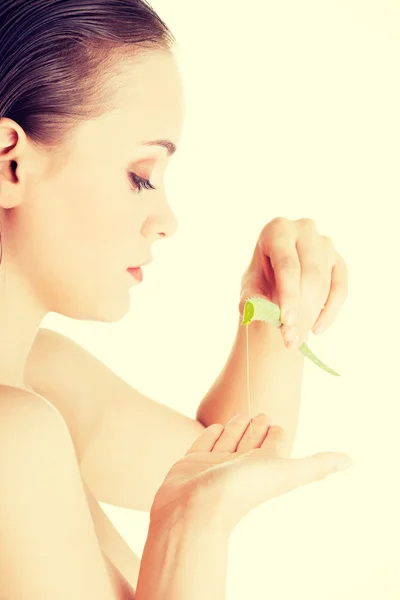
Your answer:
[0,0,176,151]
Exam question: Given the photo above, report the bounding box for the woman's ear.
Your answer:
[0,118,29,209]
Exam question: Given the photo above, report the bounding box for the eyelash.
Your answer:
[129,172,157,194]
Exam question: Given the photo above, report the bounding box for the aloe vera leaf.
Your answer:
[241,296,340,377]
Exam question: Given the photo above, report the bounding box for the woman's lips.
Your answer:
[127,267,143,283]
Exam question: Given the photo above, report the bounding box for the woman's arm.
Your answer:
[0,389,120,600]
[197,316,306,456]
[136,498,230,600]
[27,326,303,512]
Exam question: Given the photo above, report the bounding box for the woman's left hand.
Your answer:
[239,217,348,350]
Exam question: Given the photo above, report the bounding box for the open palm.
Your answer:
[151,413,352,531]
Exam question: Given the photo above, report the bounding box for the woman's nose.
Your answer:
[142,201,179,241]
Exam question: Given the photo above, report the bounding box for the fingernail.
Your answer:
[289,335,301,350]
[233,412,250,424]
[336,456,353,471]
[282,309,296,327]
[313,324,324,335]
[284,326,297,342]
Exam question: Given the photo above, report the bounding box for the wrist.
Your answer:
[141,492,230,599]
[150,488,231,539]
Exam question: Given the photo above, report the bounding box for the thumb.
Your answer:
[289,452,353,489]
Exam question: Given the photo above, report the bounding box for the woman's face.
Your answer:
[3,51,184,322]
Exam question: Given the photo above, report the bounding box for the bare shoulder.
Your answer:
[0,385,76,472]
[25,328,106,460]
[0,384,65,432]
[0,385,118,599]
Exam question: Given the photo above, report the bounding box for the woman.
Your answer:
[0,1,352,598]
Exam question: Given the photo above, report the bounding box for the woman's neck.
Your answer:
[0,264,46,389]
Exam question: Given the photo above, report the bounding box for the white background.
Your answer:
[43,1,400,598]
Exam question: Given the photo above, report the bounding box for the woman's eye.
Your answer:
[129,172,157,194]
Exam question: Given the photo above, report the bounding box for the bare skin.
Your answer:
[0,48,351,597]
[0,50,185,597]
[0,50,184,389]
[20,328,351,597]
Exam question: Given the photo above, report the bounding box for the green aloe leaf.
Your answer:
[242,296,340,377]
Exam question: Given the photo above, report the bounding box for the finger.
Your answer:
[312,256,348,335]
[236,413,272,452]
[265,239,301,327]
[259,425,288,457]
[185,423,225,455]
[287,451,353,490]
[295,234,332,313]
[212,412,251,453]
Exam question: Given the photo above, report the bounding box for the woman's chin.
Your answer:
[54,291,133,324]
[90,294,132,324]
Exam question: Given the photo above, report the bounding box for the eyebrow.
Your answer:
[141,139,177,156]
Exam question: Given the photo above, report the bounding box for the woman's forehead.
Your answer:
[62,54,184,160]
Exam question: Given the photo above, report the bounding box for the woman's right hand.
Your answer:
[150,412,353,532]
